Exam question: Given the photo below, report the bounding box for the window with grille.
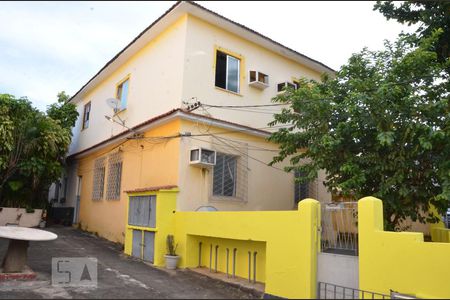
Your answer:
[106,152,123,200]
[294,170,318,203]
[92,157,106,200]
[213,152,237,197]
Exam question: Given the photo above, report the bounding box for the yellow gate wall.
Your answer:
[173,199,320,299]
[358,197,450,299]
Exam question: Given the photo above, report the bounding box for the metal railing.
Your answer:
[321,202,358,255]
[318,282,389,299]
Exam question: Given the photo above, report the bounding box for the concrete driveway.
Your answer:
[0,226,259,299]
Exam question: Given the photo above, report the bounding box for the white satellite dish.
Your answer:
[106,98,120,112]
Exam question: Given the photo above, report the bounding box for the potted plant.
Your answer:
[164,235,179,270]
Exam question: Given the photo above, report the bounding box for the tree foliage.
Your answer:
[269,32,450,229]
[374,1,450,63]
[0,92,78,208]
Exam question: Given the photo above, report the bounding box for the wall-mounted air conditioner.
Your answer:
[189,148,216,168]
[277,81,297,93]
[248,71,269,90]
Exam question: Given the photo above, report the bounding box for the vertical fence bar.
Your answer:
[226,248,229,278]
[214,245,219,273]
[232,248,237,278]
[248,251,251,283]
[324,283,327,299]
[198,242,202,267]
[209,244,212,272]
[253,251,257,283]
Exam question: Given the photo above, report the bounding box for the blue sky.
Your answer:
[0,1,416,111]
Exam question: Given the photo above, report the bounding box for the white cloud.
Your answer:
[0,1,417,111]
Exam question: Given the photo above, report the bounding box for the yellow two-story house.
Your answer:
[49,1,334,244]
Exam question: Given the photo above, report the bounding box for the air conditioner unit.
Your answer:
[277,81,297,93]
[189,148,216,168]
[248,71,269,90]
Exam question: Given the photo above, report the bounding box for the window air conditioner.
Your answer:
[189,148,216,168]
[248,71,269,90]
[277,81,297,93]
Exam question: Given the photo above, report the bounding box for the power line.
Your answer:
[211,135,286,172]
[136,124,292,142]
[201,103,289,108]
[186,135,279,152]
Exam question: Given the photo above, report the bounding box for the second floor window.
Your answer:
[215,50,240,93]
[82,102,91,129]
[116,78,129,111]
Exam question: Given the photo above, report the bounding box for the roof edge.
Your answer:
[67,108,272,160]
[69,0,335,103]
[68,1,183,103]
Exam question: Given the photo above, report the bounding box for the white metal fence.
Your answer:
[321,202,358,255]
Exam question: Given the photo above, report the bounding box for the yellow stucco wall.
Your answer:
[173,199,320,299]
[69,14,188,156]
[77,120,181,243]
[181,14,324,130]
[124,188,178,267]
[177,119,331,211]
[358,197,450,298]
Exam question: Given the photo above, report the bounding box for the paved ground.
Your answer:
[0,226,259,299]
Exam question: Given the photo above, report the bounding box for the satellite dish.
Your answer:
[106,98,120,112]
[195,206,218,212]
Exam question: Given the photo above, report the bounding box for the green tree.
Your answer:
[0,92,78,208]
[269,32,450,230]
[374,1,450,63]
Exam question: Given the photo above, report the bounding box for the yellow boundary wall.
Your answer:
[174,199,320,299]
[358,197,450,299]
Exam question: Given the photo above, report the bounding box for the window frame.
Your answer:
[115,76,130,112]
[92,157,106,201]
[214,48,243,95]
[212,152,238,198]
[82,101,91,130]
[105,152,123,200]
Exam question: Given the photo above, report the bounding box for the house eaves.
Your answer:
[67,108,272,160]
[69,1,335,104]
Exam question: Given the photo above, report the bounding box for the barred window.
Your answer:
[213,153,237,197]
[92,157,106,200]
[294,170,318,203]
[106,152,123,200]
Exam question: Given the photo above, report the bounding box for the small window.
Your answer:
[82,102,91,129]
[116,79,129,111]
[293,80,301,90]
[92,157,106,200]
[213,153,237,197]
[106,152,123,200]
[294,170,317,203]
[215,51,240,93]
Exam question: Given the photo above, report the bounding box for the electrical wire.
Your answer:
[186,135,279,152]
[200,103,289,108]
[211,135,286,172]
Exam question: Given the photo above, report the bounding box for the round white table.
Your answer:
[0,226,57,273]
